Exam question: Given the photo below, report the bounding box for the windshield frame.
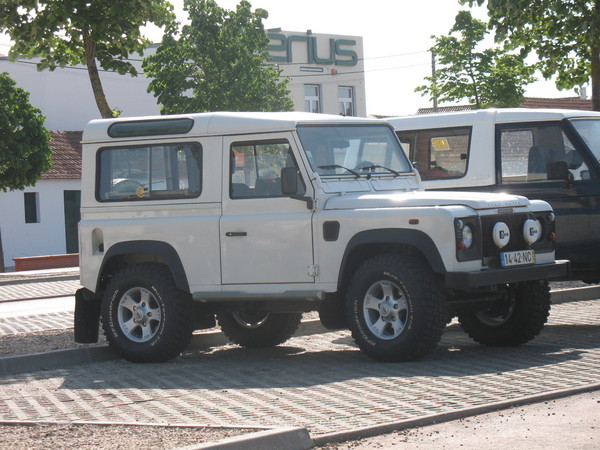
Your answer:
[296,124,414,178]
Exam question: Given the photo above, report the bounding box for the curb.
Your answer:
[550,285,600,304]
[177,426,313,450]
[0,273,79,286]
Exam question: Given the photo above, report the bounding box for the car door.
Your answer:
[495,121,600,273]
[219,133,315,284]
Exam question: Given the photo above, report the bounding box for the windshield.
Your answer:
[569,118,600,162]
[297,125,413,177]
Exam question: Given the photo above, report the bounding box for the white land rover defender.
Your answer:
[74,112,568,363]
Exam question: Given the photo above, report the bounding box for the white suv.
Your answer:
[74,112,568,363]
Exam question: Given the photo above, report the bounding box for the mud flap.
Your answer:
[74,288,101,343]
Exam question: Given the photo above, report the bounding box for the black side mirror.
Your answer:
[281,167,299,195]
[547,161,570,180]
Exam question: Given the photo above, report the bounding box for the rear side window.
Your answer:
[97,142,202,201]
[396,127,471,180]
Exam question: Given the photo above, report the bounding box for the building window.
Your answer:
[338,86,354,116]
[304,85,321,113]
[24,192,39,223]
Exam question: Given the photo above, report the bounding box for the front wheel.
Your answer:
[345,253,446,362]
[216,311,302,348]
[457,280,550,346]
[101,263,193,363]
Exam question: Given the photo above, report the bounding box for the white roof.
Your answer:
[83,111,383,143]
[387,108,600,130]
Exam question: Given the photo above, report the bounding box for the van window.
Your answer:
[97,142,202,201]
[499,123,589,184]
[396,127,470,180]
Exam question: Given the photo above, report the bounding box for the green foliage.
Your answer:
[461,0,600,109]
[143,0,293,114]
[0,73,51,192]
[416,11,535,108]
[0,0,175,117]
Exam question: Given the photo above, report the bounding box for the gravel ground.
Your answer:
[0,329,91,357]
[0,423,258,449]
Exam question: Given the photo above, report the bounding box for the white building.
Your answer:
[268,29,366,117]
[0,132,82,269]
[0,29,367,269]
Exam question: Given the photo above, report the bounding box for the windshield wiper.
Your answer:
[358,164,402,177]
[318,164,361,178]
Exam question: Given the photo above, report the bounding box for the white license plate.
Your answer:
[501,249,536,267]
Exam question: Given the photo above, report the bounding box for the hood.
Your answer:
[323,190,530,210]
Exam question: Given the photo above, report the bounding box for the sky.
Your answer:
[0,0,579,116]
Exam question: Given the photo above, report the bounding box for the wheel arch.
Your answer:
[98,240,190,293]
[337,229,446,291]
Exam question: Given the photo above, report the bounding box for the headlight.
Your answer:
[523,219,542,245]
[492,222,510,248]
[462,224,473,249]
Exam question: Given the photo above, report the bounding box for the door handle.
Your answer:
[225,231,247,237]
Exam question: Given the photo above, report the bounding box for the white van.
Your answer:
[389,108,600,282]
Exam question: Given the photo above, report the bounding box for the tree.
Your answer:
[0,73,51,192]
[0,72,51,271]
[0,0,175,118]
[416,11,535,109]
[462,0,600,110]
[143,0,293,114]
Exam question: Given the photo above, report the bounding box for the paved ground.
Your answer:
[0,297,598,440]
[0,272,598,448]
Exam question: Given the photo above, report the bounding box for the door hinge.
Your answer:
[308,264,319,277]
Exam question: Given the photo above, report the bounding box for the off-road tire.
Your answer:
[101,263,193,362]
[345,253,446,362]
[458,280,550,346]
[216,311,302,348]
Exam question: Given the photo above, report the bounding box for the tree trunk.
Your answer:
[0,228,5,272]
[591,41,600,111]
[84,39,114,119]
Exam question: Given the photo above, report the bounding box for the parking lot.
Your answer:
[0,290,598,445]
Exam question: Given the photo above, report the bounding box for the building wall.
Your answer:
[268,30,367,117]
[0,180,81,269]
[0,56,160,131]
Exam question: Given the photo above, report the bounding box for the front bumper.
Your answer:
[444,260,570,290]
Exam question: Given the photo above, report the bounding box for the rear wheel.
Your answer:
[101,263,193,362]
[345,253,446,362]
[216,311,302,348]
[458,280,550,346]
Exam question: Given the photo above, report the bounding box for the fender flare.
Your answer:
[100,240,190,292]
[339,228,447,285]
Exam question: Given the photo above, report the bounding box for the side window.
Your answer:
[97,142,201,201]
[230,140,303,199]
[500,124,590,184]
[396,127,471,180]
